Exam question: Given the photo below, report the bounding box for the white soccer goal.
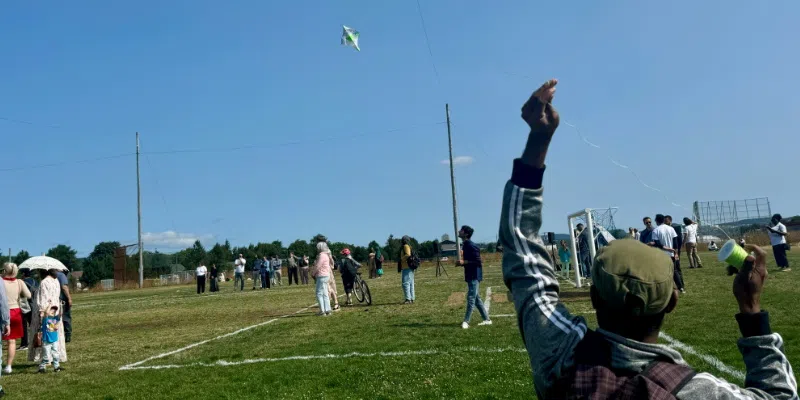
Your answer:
[566,208,619,288]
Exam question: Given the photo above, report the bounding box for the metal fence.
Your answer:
[101,279,115,291]
[158,271,196,287]
[692,198,771,227]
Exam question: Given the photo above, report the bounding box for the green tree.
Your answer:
[81,257,112,287]
[207,243,232,268]
[13,250,30,265]
[288,240,312,258]
[184,240,207,268]
[46,244,79,271]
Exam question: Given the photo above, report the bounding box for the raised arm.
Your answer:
[678,245,798,399]
[500,79,587,396]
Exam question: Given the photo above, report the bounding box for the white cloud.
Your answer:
[440,156,474,167]
[142,231,214,249]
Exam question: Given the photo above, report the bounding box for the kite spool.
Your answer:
[718,239,748,268]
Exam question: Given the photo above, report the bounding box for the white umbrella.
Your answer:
[18,256,69,272]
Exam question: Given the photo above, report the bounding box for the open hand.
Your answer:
[732,245,768,314]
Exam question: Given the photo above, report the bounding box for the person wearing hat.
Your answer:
[766,214,790,272]
[456,225,491,329]
[500,78,796,399]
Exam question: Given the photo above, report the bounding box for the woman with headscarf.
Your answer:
[28,269,67,364]
[2,263,31,374]
[312,242,333,316]
[339,249,361,305]
[398,236,416,304]
[374,247,384,278]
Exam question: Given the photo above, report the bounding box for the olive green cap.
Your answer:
[591,239,675,316]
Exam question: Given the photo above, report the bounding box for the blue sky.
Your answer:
[2,1,799,256]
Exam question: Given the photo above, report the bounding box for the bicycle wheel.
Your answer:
[361,280,372,305]
[353,277,365,302]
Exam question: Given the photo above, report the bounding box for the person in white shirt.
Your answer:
[650,214,685,293]
[234,255,246,291]
[195,264,208,294]
[682,217,704,269]
[766,214,791,272]
[633,228,640,241]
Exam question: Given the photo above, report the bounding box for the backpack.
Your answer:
[548,330,696,400]
[407,249,421,270]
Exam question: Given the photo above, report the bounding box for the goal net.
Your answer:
[565,208,618,288]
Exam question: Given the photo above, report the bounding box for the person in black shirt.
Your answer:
[456,225,492,329]
[209,264,219,292]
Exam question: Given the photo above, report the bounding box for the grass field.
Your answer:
[3,250,799,399]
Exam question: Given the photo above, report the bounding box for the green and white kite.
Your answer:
[341,25,360,51]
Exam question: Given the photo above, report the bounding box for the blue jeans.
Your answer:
[401,269,415,301]
[316,276,331,313]
[234,272,244,291]
[260,269,269,289]
[579,251,591,278]
[464,280,490,323]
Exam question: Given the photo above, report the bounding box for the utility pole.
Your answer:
[136,132,144,288]
[445,104,461,262]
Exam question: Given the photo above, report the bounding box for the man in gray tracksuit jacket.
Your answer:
[501,78,797,399]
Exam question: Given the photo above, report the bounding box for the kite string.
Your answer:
[562,121,732,240]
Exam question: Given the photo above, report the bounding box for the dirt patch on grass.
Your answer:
[560,291,591,302]
[446,292,465,306]
[492,294,508,303]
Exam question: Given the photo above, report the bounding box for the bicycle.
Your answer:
[352,271,372,305]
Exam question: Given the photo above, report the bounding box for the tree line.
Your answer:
[2,234,498,288]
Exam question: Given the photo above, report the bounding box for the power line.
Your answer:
[0,153,133,173]
[0,122,444,173]
[0,116,61,128]
[415,0,441,86]
[143,122,445,156]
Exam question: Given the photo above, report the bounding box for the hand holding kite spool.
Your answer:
[719,239,749,274]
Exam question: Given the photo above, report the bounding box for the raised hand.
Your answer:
[521,79,560,168]
[733,245,768,314]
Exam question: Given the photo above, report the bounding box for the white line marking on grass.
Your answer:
[492,314,516,318]
[484,286,492,315]
[119,302,319,371]
[660,332,746,381]
[120,346,529,371]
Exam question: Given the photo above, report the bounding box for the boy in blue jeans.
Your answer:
[38,305,63,373]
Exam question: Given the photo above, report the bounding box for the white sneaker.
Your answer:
[461,321,469,329]
[3,366,11,374]
[478,320,493,326]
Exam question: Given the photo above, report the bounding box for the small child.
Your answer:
[38,305,63,373]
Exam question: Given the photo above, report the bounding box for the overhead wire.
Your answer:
[0,122,445,173]
[415,0,442,86]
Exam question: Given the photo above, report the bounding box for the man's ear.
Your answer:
[590,285,601,310]
[664,289,679,314]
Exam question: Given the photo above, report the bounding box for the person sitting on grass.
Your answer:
[501,78,797,399]
[455,225,492,329]
[38,305,63,373]
[708,241,719,251]
[339,249,361,306]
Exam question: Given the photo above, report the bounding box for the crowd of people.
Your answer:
[0,262,73,396]
[500,78,796,398]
